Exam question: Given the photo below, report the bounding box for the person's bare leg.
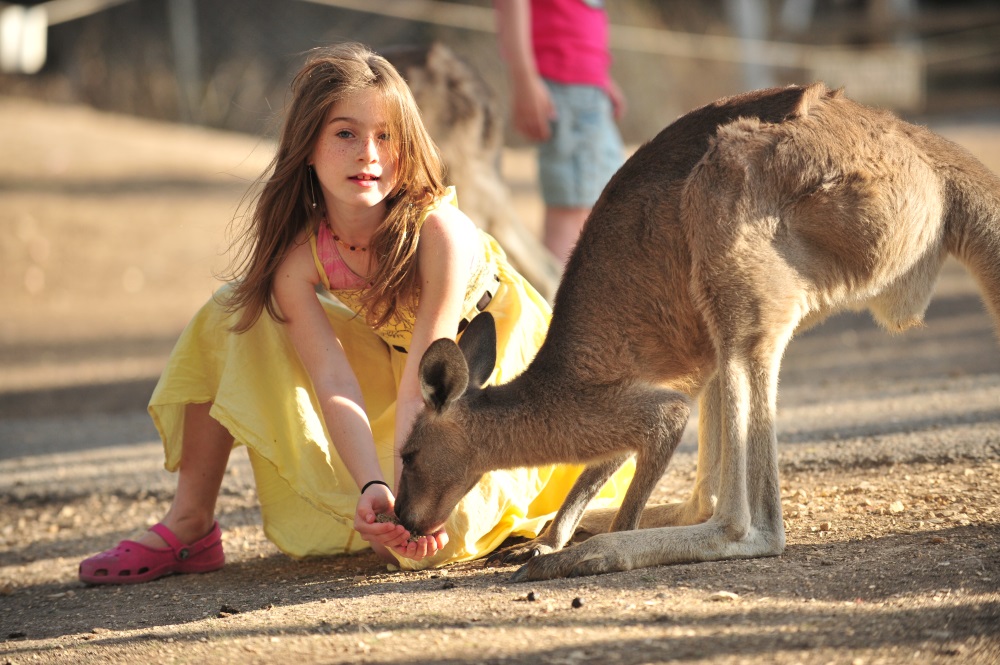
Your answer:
[544,206,591,265]
[138,401,233,547]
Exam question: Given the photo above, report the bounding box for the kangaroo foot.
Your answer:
[509,535,632,581]
[509,521,787,581]
[485,539,558,567]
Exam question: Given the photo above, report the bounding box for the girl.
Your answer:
[79,42,633,584]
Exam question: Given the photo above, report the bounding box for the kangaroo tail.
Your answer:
[939,137,1000,330]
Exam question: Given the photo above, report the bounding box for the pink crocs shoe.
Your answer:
[79,522,225,585]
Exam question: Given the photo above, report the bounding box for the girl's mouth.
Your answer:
[351,173,379,183]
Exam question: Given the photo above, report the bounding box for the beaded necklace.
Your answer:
[326,219,368,253]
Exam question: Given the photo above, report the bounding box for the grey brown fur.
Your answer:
[394,83,1000,580]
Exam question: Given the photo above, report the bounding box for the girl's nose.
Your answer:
[358,136,378,162]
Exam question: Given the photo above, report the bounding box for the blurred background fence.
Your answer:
[1,0,999,146]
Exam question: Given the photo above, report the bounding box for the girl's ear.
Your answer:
[418,340,470,413]
[458,312,497,390]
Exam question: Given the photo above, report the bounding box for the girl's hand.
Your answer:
[353,485,412,560]
[607,77,627,121]
[512,71,555,143]
[397,529,449,561]
[353,485,451,562]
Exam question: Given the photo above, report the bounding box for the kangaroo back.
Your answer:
[536,84,836,392]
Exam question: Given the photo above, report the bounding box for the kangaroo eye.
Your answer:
[400,452,415,467]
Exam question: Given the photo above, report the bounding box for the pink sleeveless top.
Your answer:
[314,220,368,290]
[531,0,610,89]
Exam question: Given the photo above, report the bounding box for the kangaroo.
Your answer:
[393,83,1000,581]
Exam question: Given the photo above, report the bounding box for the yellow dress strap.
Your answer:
[418,185,459,226]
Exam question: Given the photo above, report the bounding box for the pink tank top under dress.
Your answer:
[314,220,368,291]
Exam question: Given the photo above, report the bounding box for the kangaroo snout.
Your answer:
[391,483,430,536]
[394,466,471,537]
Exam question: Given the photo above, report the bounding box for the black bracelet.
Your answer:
[361,480,390,495]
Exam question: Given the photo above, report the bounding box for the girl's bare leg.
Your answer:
[138,401,233,547]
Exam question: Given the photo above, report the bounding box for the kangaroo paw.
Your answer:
[485,540,558,567]
[509,537,630,581]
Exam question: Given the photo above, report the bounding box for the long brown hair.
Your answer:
[222,42,447,332]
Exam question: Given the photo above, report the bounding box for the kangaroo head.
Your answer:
[394,312,498,536]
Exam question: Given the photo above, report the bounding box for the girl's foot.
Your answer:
[79,521,225,585]
[134,515,217,550]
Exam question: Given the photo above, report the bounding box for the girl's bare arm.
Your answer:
[272,238,411,555]
[392,204,480,480]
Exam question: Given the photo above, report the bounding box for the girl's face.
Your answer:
[310,88,399,218]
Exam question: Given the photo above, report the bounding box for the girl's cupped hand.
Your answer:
[353,487,449,561]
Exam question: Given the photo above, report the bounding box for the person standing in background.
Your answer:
[495,0,626,265]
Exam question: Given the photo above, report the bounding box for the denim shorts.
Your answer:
[538,80,624,208]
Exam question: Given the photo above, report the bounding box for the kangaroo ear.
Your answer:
[418,339,470,413]
[458,312,497,389]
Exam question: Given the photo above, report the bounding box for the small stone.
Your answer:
[571,597,584,608]
[217,603,241,618]
[527,591,538,602]
[708,591,739,602]
[889,501,905,514]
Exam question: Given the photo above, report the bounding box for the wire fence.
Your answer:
[3,0,999,139]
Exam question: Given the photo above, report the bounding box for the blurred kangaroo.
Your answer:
[393,83,1000,581]
[384,42,561,301]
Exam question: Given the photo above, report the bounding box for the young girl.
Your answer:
[79,42,633,584]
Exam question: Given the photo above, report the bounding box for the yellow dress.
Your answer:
[148,188,634,569]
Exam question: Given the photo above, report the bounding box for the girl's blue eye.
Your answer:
[379,133,391,141]
[336,130,353,139]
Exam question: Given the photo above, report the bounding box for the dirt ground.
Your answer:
[1,96,999,665]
